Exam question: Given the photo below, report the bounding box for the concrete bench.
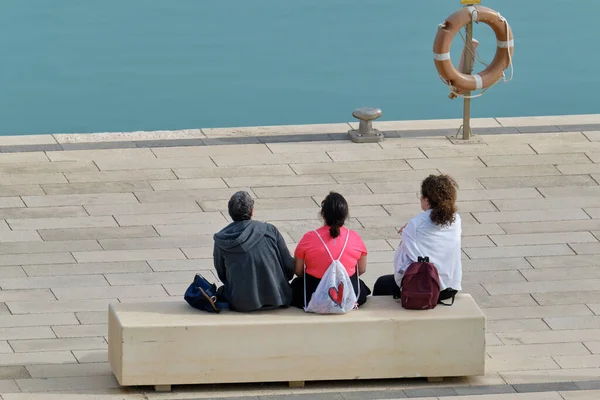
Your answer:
[108,294,485,392]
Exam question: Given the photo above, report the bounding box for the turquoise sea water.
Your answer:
[0,0,597,136]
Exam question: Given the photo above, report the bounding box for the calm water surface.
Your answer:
[0,0,597,135]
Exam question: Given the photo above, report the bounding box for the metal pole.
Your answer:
[462,15,475,140]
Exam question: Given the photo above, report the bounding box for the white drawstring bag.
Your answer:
[303,229,359,314]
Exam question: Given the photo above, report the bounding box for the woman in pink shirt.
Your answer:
[290,192,371,308]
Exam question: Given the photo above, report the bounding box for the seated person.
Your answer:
[290,192,371,308]
[213,191,294,312]
[373,174,462,301]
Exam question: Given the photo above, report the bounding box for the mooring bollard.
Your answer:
[348,107,384,143]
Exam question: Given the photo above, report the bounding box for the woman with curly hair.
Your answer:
[373,174,462,301]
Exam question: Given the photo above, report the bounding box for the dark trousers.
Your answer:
[290,272,371,309]
[372,274,457,301]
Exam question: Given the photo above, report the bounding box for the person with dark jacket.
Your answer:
[213,191,294,312]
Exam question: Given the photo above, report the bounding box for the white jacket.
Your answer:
[393,209,462,291]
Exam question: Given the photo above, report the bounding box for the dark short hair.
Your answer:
[228,191,254,221]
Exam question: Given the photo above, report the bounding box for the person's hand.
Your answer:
[397,224,407,235]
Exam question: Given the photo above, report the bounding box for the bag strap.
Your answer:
[313,228,350,262]
[303,261,307,310]
[438,293,456,306]
[355,262,360,308]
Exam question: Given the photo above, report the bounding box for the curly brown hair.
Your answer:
[421,174,458,226]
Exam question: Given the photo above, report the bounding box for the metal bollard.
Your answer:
[348,107,384,143]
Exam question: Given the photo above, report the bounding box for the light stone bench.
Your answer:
[108,294,485,392]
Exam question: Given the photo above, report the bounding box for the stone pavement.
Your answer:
[1,115,600,399]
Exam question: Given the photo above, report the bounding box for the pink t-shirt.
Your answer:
[294,226,368,279]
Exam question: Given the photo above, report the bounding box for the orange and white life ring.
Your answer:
[433,6,514,94]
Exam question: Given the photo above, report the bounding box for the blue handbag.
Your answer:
[184,273,229,313]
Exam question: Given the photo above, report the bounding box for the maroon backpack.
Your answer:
[400,256,441,310]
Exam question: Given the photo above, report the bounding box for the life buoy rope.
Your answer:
[433,5,514,99]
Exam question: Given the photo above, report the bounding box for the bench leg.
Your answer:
[288,381,305,388]
[155,384,172,392]
[427,377,443,383]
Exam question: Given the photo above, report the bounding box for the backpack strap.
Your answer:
[313,228,350,262]
[303,261,308,310]
[438,291,456,306]
[354,261,360,308]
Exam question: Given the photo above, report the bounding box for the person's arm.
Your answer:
[357,254,367,275]
[213,245,227,284]
[274,227,295,280]
[354,232,368,276]
[294,257,305,277]
[293,232,309,278]
[397,223,407,234]
[394,219,419,287]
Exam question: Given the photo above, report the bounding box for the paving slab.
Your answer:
[38,226,159,241]
[473,209,590,224]
[51,285,167,300]
[41,180,154,195]
[212,152,331,166]
[72,249,186,263]
[151,143,271,158]
[533,291,600,306]
[22,193,138,207]
[0,152,50,164]
[424,145,537,158]
[51,324,108,338]
[95,156,216,171]
[479,175,597,189]
[484,279,600,295]
[481,154,591,167]
[501,220,600,234]
[175,165,295,179]
[291,160,412,175]
[0,184,45,196]
[464,244,574,259]
[521,267,600,281]
[557,164,600,174]
[0,205,88,219]
[489,232,598,246]
[501,368,600,384]
[6,299,114,315]
[498,329,600,345]
[134,187,255,203]
[544,317,600,331]
[9,337,106,352]
[99,236,214,251]
[25,362,112,378]
[492,197,600,211]
[201,197,316,212]
[0,267,26,279]
[15,375,120,392]
[0,252,76,267]
[562,389,600,399]
[0,240,102,255]
[65,169,177,183]
[149,178,229,191]
[472,295,537,309]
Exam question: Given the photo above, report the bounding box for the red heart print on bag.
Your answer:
[328,282,344,307]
